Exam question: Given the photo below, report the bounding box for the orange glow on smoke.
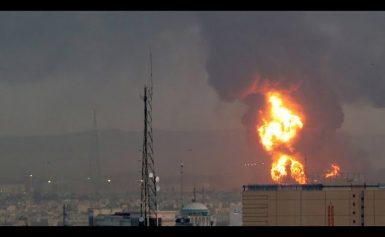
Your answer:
[325,164,341,178]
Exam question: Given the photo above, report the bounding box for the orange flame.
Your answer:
[325,164,341,178]
[257,90,307,184]
[271,154,307,184]
[255,89,343,184]
[258,92,303,151]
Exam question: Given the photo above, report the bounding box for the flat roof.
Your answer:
[243,183,385,191]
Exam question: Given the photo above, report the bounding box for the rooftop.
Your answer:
[182,202,208,211]
[243,183,385,191]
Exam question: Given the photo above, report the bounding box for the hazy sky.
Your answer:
[0,11,384,136]
[0,12,245,135]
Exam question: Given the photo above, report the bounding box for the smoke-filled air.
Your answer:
[0,12,385,192]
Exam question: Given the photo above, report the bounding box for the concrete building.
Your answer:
[229,203,242,226]
[89,211,141,226]
[157,211,177,226]
[242,183,385,226]
[88,208,175,226]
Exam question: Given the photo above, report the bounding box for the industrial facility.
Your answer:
[242,183,385,226]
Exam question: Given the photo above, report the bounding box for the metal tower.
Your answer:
[89,109,101,195]
[140,50,158,226]
[180,162,184,208]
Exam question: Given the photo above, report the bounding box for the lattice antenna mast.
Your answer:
[140,48,158,226]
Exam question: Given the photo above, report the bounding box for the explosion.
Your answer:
[256,90,342,184]
[258,92,303,151]
[257,91,307,184]
[325,163,341,178]
[271,154,307,184]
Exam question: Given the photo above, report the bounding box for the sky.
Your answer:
[0,11,384,138]
[0,11,244,135]
[1,12,385,185]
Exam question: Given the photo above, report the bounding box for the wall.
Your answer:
[242,186,385,226]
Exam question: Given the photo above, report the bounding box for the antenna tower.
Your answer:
[89,109,101,195]
[140,49,158,226]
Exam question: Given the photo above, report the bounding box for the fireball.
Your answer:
[257,92,303,152]
[325,163,341,178]
[256,89,342,185]
[271,154,307,184]
[257,90,307,184]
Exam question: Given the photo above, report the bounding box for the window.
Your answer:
[353,211,355,215]
[353,220,356,224]
[353,194,356,198]
[353,202,356,206]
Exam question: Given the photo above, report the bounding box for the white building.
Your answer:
[229,203,242,226]
[176,201,215,226]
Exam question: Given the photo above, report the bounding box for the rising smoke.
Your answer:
[198,12,385,179]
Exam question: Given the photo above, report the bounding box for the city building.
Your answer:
[176,201,214,226]
[242,183,385,226]
[0,184,26,195]
[229,203,242,226]
[157,210,177,226]
[88,210,141,226]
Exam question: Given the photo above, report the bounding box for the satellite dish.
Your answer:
[156,185,160,192]
[149,172,154,178]
[139,217,144,222]
[155,176,160,183]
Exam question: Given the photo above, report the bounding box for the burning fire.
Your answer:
[258,92,303,151]
[325,164,341,178]
[271,154,307,184]
[255,89,343,184]
[257,91,307,184]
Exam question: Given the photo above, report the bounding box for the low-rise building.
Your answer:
[89,210,141,226]
[176,201,214,226]
[242,183,385,226]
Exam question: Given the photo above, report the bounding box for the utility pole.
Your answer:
[202,186,205,203]
[192,186,196,202]
[63,203,68,226]
[180,163,184,208]
[89,109,101,196]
